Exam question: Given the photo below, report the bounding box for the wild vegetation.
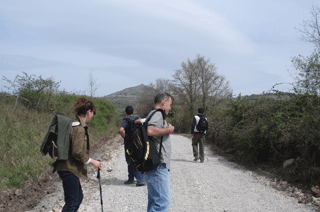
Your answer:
[207,94,320,185]
[0,72,120,193]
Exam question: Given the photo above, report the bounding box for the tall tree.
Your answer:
[196,55,232,110]
[172,55,232,115]
[172,57,199,116]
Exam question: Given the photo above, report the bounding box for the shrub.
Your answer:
[206,93,320,184]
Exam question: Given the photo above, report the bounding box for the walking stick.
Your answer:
[97,167,103,212]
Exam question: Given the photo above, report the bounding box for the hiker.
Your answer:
[119,106,146,186]
[191,107,208,163]
[145,92,175,212]
[55,97,102,211]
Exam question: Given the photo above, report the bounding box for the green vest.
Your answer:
[40,115,72,160]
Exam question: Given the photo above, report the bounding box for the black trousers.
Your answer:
[58,171,83,212]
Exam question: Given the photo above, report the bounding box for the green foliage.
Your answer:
[291,50,320,95]
[207,93,320,184]
[89,98,116,131]
[3,72,60,110]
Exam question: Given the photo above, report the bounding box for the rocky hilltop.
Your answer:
[102,84,153,114]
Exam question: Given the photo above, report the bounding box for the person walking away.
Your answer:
[119,106,146,186]
[191,107,208,163]
[56,97,102,211]
[145,92,175,212]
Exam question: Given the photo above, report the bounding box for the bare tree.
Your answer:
[172,57,200,116]
[87,71,100,98]
[196,55,232,110]
[172,55,232,115]
[297,6,320,49]
[150,78,172,93]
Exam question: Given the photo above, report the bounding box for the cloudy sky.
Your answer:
[0,0,318,97]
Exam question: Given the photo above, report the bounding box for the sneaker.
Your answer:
[136,183,146,187]
[124,180,135,184]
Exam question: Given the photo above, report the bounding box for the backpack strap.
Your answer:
[145,109,165,163]
[144,109,165,125]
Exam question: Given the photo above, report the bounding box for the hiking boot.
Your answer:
[124,180,135,184]
[136,183,146,187]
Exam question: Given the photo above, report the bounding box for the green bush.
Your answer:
[3,72,60,111]
[207,93,320,184]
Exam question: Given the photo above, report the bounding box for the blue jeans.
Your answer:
[128,162,146,183]
[145,164,171,212]
[58,171,83,212]
[136,168,146,184]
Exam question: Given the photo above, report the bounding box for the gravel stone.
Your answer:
[28,135,319,212]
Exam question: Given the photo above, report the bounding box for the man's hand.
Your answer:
[167,123,175,134]
[191,134,194,138]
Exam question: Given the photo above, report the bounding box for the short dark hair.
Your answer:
[73,97,96,116]
[154,92,172,105]
[198,107,204,114]
[125,106,134,115]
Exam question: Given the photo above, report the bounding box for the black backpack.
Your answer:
[124,109,164,173]
[196,115,208,132]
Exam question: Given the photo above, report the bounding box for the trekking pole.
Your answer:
[97,166,103,212]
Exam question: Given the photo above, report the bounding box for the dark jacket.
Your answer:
[191,113,208,135]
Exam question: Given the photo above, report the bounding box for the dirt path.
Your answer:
[27,134,319,212]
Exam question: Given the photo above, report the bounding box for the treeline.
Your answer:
[0,72,120,192]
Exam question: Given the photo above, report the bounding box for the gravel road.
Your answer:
[28,134,319,212]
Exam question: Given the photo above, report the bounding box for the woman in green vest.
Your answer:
[56,97,102,211]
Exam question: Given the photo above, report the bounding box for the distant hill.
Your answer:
[102,84,153,114]
[240,92,293,101]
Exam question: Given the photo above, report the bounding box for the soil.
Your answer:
[0,134,120,212]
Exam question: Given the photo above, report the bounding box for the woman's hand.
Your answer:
[90,159,102,171]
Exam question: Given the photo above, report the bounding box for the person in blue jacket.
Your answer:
[119,105,146,186]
